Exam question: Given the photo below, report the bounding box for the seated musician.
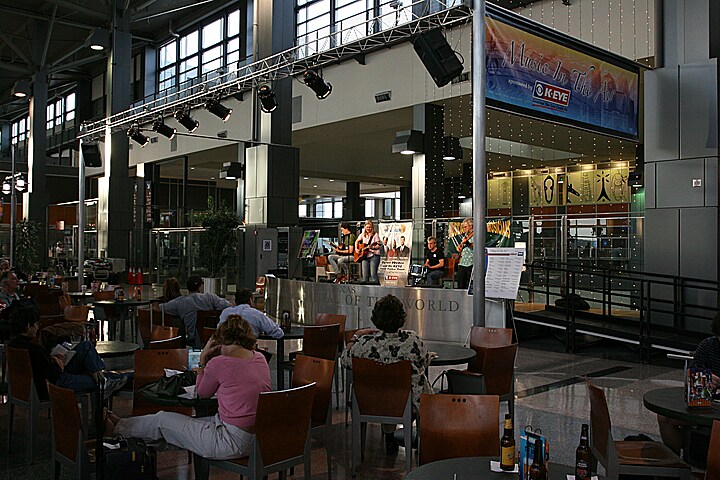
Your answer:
[423,236,445,286]
[328,222,356,281]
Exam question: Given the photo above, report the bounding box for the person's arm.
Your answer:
[196,339,222,398]
[260,312,284,339]
[161,298,178,315]
[212,294,231,310]
[370,234,382,254]
[434,258,445,269]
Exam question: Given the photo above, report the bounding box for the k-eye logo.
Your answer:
[532,80,571,107]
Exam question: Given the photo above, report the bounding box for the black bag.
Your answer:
[138,371,197,398]
[103,436,157,480]
[554,293,591,311]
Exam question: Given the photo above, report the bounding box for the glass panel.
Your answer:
[334,201,343,218]
[159,66,176,92]
[179,56,198,82]
[202,45,223,73]
[202,18,223,48]
[364,199,375,218]
[66,92,76,111]
[227,10,240,37]
[160,40,177,66]
[180,30,199,58]
[46,104,55,129]
[65,110,75,122]
[299,204,308,217]
[55,99,63,126]
[322,203,333,219]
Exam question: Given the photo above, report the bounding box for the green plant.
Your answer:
[195,198,239,278]
[14,218,41,275]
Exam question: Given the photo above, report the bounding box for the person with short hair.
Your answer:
[395,236,410,257]
[107,315,271,460]
[423,236,445,286]
[0,271,20,311]
[161,274,230,347]
[327,222,356,280]
[217,288,283,339]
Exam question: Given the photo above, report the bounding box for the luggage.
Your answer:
[102,436,157,480]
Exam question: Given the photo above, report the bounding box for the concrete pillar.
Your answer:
[411,103,445,240]
[0,123,10,157]
[344,181,362,220]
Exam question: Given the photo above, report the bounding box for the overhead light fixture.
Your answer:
[175,108,199,132]
[303,70,332,99]
[15,174,26,191]
[629,170,643,188]
[442,136,463,161]
[152,116,176,139]
[127,124,150,147]
[205,98,232,121]
[257,84,278,113]
[392,130,424,155]
[86,28,110,51]
[11,79,31,98]
[219,161,244,180]
[1,181,10,195]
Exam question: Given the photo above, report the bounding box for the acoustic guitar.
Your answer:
[354,241,381,262]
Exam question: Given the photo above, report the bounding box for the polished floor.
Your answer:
[0,334,689,479]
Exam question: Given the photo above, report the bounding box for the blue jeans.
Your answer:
[55,341,105,393]
[361,255,380,283]
[426,269,444,286]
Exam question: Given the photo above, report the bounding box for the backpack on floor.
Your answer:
[102,435,158,480]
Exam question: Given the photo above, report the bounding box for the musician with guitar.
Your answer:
[328,222,356,281]
[354,220,382,283]
[456,218,474,289]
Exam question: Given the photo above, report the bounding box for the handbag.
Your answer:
[139,371,197,399]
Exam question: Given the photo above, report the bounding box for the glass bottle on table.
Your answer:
[575,424,592,480]
[528,437,547,480]
[500,413,516,471]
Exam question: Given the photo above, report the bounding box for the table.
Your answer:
[403,457,605,480]
[93,299,150,342]
[424,341,477,367]
[67,291,94,305]
[259,325,305,390]
[93,340,140,359]
[643,386,720,428]
[140,384,218,418]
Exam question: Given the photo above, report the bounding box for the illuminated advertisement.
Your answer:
[486,17,639,139]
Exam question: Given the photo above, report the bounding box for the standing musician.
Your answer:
[456,218,474,289]
[423,237,445,286]
[328,222,356,281]
[354,220,382,284]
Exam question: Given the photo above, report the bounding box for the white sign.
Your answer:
[377,221,413,287]
[485,247,525,300]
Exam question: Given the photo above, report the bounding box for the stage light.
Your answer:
[442,136,463,161]
[258,84,278,113]
[152,117,176,139]
[303,70,332,99]
[205,98,232,121]
[11,79,30,98]
[127,124,150,147]
[392,130,424,155]
[175,108,199,132]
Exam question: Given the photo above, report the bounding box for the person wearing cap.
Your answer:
[161,275,230,347]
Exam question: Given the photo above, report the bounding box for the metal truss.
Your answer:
[78,1,472,140]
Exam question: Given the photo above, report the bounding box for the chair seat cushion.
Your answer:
[615,440,689,467]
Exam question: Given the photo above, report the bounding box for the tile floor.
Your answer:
[0,334,690,479]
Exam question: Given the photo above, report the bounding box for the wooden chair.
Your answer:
[48,383,95,479]
[66,277,79,293]
[418,393,500,465]
[280,324,340,387]
[350,358,413,476]
[466,333,518,416]
[148,336,183,350]
[467,326,514,373]
[132,349,192,416]
[150,325,180,341]
[196,309,223,330]
[58,294,71,312]
[199,327,216,346]
[64,305,90,322]
[292,355,336,479]
[315,313,346,408]
[136,308,153,346]
[585,378,692,479]
[705,420,720,479]
[440,257,456,287]
[23,283,49,299]
[445,369,486,395]
[194,383,316,480]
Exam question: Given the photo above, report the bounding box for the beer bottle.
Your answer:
[500,413,516,471]
[528,437,546,480]
[575,424,591,480]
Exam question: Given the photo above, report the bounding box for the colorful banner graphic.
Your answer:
[378,222,414,287]
[448,217,514,256]
[486,17,639,139]
[298,230,320,258]
[529,174,557,207]
[488,177,513,209]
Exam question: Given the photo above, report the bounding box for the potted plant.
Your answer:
[194,197,239,294]
[14,218,41,277]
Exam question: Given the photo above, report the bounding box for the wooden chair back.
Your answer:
[445,369,486,395]
[66,277,79,292]
[148,336,183,350]
[39,314,67,331]
[48,382,84,463]
[58,294,71,311]
[196,310,223,329]
[441,257,456,284]
[132,349,191,416]
[419,393,500,464]
[707,420,720,479]
[351,358,411,417]
[23,284,49,299]
[292,355,335,427]
[136,308,152,345]
[315,313,346,351]
[64,305,90,322]
[468,326,514,372]
[92,290,114,301]
[199,327,216,345]
[7,347,34,403]
[302,324,341,361]
[585,378,613,469]
[480,344,518,396]
[150,325,180,341]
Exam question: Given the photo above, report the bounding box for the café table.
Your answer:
[140,387,218,418]
[643,386,720,428]
[259,325,305,390]
[93,340,140,359]
[67,291,94,305]
[93,298,150,343]
[403,456,606,480]
[424,341,477,367]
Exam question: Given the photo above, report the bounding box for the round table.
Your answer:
[643,386,720,428]
[93,340,140,358]
[93,299,150,342]
[259,325,305,390]
[403,457,603,480]
[424,341,477,367]
[67,291,94,304]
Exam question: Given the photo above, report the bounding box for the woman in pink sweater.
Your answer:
[108,315,271,459]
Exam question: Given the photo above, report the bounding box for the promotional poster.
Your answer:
[377,222,413,287]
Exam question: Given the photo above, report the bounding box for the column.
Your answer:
[344,181,362,220]
[411,103,445,242]
[0,123,10,157]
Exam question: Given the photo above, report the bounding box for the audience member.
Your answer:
[158,277,182,303]
[218,288,283,339]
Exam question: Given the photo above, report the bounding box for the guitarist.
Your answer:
[354,219,382,284]
[328,222,356,281]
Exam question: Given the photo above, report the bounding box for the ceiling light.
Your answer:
[329,179,334,182]
[303,70,332,99]
[15,174,26,191]
[11,79,30,98]
[152,117,176,139]
[190,167,195,170]
[86,28,110,51]
[399,176,404,179]
[257,84,278,113]
[175,108,199,132]
[205,98,232,121]
[127,124,149,147]
[392,130,424,155]
[442,136,463,161]
[313,185,318,188]
[1,181,10,195]
[303,177,309,180]
[458,195,466,199]
[220,161,244,180]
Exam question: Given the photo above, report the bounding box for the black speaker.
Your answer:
[412,29,464,88]
[81,143,102,167]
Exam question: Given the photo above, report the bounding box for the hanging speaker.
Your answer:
[412,29,464,88]
[81,143,102,167]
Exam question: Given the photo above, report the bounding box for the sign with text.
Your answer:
[485,247,525,300]
[377,221,413,286]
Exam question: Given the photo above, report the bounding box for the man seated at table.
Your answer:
[7,300,128,399]
[658,312,720,453]
[0,271,21,340]
[327,222,356,281]
[217,288,283,339]
[161,275,230,348]
[423,236,445,286]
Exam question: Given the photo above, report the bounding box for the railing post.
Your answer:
[607,268,612,318]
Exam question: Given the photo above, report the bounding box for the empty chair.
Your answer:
[467,326,514,373]
[132,349,192,416]
[92,290,116,340]
[466,341,518,416]
[64,305,90,322]
[350,358,413,476]
[194,383,316,480]
[196,309,223,329]
[48,383,95,479]
[136,308,153,346]
[280,324,340,386]
[706,420,720,480]
[315,313,346,407]
[150,325,180,341]
[585,378,692,480]
[147,336,183,349]
[419,393,500,465]
[445,369,486,395]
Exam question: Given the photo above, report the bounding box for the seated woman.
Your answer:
[7,300,127,399]
[107,314,271,460]
[341,294,430,453]
[157,277,182,303]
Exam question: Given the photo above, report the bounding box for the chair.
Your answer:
[350,358,413,476]
[196,309,223,330]
[445,369,486,395]
[705,420,720,479]
[148,336,183,349]
[150,325,180,341]
[136,308,153,346]
[64,305,90,322]
[280,324,340,387]
[468,326,514,373]
[466,330,518,416]
[292,355,336,479]
[585,378,692,480]
[132,349,192,416]
[315,256,332,282]
[441,257,456,287]
[194,383,317,480]
[92,290,116,340]
[198,327,216,345]
[418,393,500,465]
[48,383,95,480]
[315,313,346,407]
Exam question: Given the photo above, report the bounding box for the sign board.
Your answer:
[469,247,525,300]
[377,221,413,286]
[298,230,320,259]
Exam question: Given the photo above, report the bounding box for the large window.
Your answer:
[11,116,29,145]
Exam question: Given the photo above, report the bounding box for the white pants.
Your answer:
[114,412,253,460]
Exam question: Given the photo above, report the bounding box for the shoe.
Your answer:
[384,432,399,455]
[103,375,128,400]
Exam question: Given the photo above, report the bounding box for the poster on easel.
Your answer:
[377,222,413,286]
[297,230,320,259]
[468,247,525,300]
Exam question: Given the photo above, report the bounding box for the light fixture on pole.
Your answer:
[85,28,110,51]
[442,136,463,161]
[219,161,244,180]
[392,130,424,155]
[205,98,233,121]
[127,123,150,147]
[152,116,176,139]
[303,70,332,99]
[257,84,278,112]
[11,79,31,98]
[175,108,199,132]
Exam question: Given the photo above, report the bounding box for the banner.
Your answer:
[298,230,320,259]
[486,16,639,139]
[377,222,413,287]
[448,217,514,257]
